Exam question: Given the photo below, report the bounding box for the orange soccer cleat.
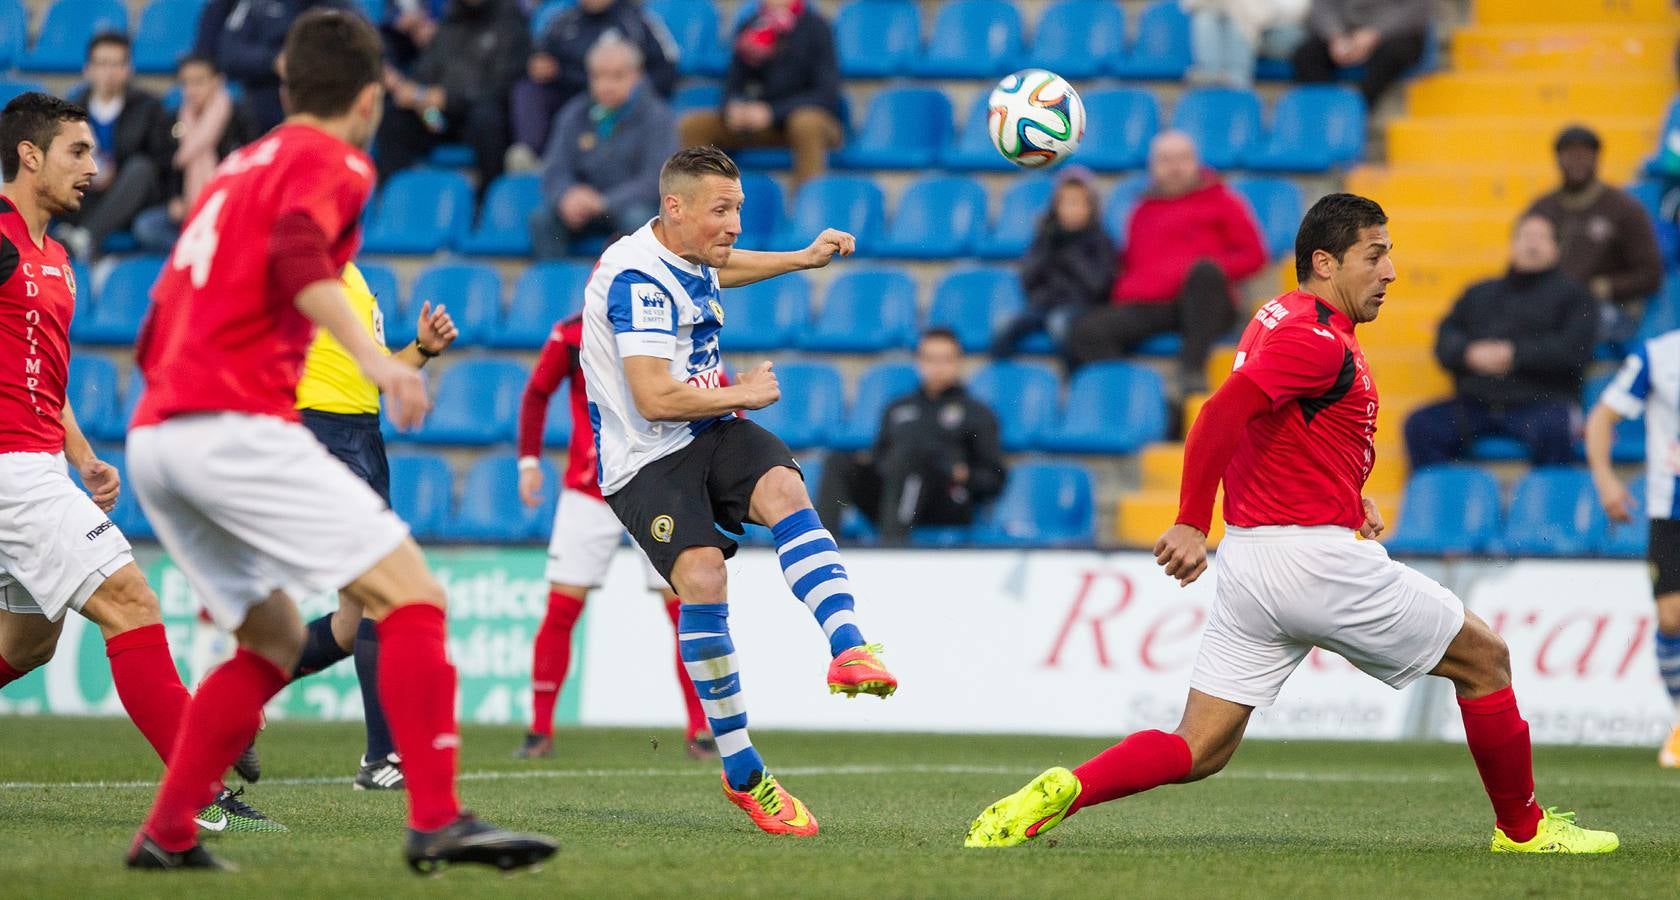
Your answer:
[826,643,898,698]
[722,772,819,837]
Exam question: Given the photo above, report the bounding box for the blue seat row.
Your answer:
[1384,465,1648,559]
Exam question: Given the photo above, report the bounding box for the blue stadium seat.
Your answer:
[1502,467,1607,557]
[975,174,1054,259]
[721,271,808,351]
[458,173,542,256]
[1077,88,1159,171]
[542,387,572,448]
[409,263,502,348]
[831,362,918,451]
[81,449,154,540]
[801,268,918,352]
[1583,373,1646,463]
[969,360,1060,451]
[1602,479,1649,558]
[671,82,721,117]
[21,0,127,72]
[361,168,474,254]
[775,175,885,254]
[1629,180,1679,268]
[72,256,161,345]
[1638,279,1680,340]
[1043,362,1167,453]
[446,453,557,542]
[1244,86,1366,173]
[745,362,842,450]
[833,87,951,170]
[973,462,1094,546]
[834,0,919,77]
[649,0,725,76]
[1230,176,1303,259]
[0,0,24,70]
[876,175,986,259]
[1172,86,1264,170]
[134,0,205,73]
[913,0,1025,78]
[491,261,589,349]
[120,374,144,432]
[926,266,1025,353]
[1027,0,1125,79]
[0,79,46,107]
[529,0,568,37]
[1383,464,1503,556]
[353,261,402,348]
[738,172,784,250]
[1104,174,1149,247]
[406,359,527,445]
[1110,0,1190,80]
[941,94,1015,172]
[68,355,122,441]
[387,452,453,540]
[1468,436,1528,462]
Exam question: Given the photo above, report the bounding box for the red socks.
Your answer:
[142,649,287,851]
[1068,729,1193,814]
[106,624,192,765]
[530,590,585,737]
[1458,686,1542,842]
[378,603,462,832]
[665,597,709,740]
[0,652,24,688]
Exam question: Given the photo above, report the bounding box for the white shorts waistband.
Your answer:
[1221,524,1358,542]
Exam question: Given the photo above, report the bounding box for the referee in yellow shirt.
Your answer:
[287,262,457,791]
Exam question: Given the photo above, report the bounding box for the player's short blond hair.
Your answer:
[658,146,740,201]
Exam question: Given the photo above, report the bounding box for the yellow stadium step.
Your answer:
[1115,489,1225,549]
[1382,210,1515,257]
[1391,258,1504,300]
[1475,0,1680,26]
[1406,73,1676,119]
[1452,25,1679,73]
[1206,347,1239,392]
[1140,441,1185,490]
[1182,391,1210,437]
[1386,118,1657,178]
[1346,164,1553,212]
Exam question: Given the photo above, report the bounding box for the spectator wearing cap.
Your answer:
[1290,0,1430,108]
[991,165,1114,360]
[1526,125,1665,343]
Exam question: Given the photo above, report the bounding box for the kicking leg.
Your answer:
[0,608,62,687]
[518,582,587,758]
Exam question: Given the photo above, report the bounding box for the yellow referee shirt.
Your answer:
[295,262,390,415]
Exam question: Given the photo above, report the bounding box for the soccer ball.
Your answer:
[987,69,1086,168]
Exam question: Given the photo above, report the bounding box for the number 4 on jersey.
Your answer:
[172,189,228,289]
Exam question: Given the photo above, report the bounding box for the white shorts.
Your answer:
[1191,525,1465,708]
[0,452,134,622]
[127,413,410,631]
[545,488,667,592]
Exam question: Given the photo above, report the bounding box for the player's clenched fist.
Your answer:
[801,229,856,269]
[1358,497,1385,539]
[79,457,120,512]
[1154,522,1208,587]
[737,361,780,410]
[369,357,432,430]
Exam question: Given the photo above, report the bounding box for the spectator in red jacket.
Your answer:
[1065,131,1267,392]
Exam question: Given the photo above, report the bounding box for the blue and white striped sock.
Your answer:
[1657,631,1680,709]
[771,508,866,657]
[678,603,764,790]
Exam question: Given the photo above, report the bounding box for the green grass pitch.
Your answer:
[1,718,1676,898]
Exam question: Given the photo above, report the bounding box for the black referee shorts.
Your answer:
[1651,518,1680,597]
[605,418,801,583]
[300,409,391,506]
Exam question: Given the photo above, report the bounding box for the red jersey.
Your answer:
[0,197,77,453]
[518,316,601,498]
[1223,290,1377,530]
[132,124,375,428]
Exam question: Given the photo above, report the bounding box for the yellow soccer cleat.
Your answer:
[721,772,819,837]
[964,767,1082,849]
[1658,724,1680,768]
[827,643,898,698]
[1490,807,1619,854]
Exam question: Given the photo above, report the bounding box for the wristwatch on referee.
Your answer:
[414,340,442,359]
[517,456,540,472]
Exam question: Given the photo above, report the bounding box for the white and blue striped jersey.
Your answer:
[580,220,730,495]
[1599,329,1680,520]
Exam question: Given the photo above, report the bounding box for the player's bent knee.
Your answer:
[1655,594,1680,634]
[81,564,163,635]
[671,548,727,603]
[348,538,448,618]
[749,466,810,526]
[2,634,57,671]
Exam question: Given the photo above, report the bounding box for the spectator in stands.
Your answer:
[1184,0,1309,89]
[382,0,449,71]
[1291,0,1430,108]
[1404,214,1598,469]
[676,0,842,187]
[1526,125,1665,344]
[194,0,348,133]
[817,328,1007,545]
[505,0,678,170]
[132,55,255,253]
[992,165,1114,360]
[528,37,674,259]
[375,0,530,189]
[55,34,169,261]
[1064,131,1266,393]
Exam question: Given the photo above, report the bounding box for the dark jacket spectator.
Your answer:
[992,166,1115,359]
[193,0,349,133]
[1404,214,1599,468]
[676,0,842,186]
[507,0,678,162]
[528,37,675,259]
[56,34,171,260]
[132,55,256,253]
[374,0,530,189]
[1291,0,1430,107]
[817,329,1007,545]
[1066,131,1266,390]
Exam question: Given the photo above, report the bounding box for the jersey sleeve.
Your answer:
[605,269,678,359]
[1234,320,1348,411]
[1598,343,1652,420]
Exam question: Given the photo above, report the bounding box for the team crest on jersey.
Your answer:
[61,264,75,299]
[708,298,725,325]
[651,515,675,543]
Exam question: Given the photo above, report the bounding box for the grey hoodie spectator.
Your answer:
[1291,0,1430,107]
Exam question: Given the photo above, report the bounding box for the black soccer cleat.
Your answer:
[126,834,233,871]
[232,739,261,784]
[512,732,553,759]
[686,732,719,761]
[404,813,559,875]
[355,753,406,791]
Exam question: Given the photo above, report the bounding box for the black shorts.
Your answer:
[605,418,799,583]
[1651,518,1680,597]
[300,409,391,506]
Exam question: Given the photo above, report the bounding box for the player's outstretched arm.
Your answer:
[718,229,856,288]
[60,402,119,512]
[1583,402,1633,521]
[623,356,778,421]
